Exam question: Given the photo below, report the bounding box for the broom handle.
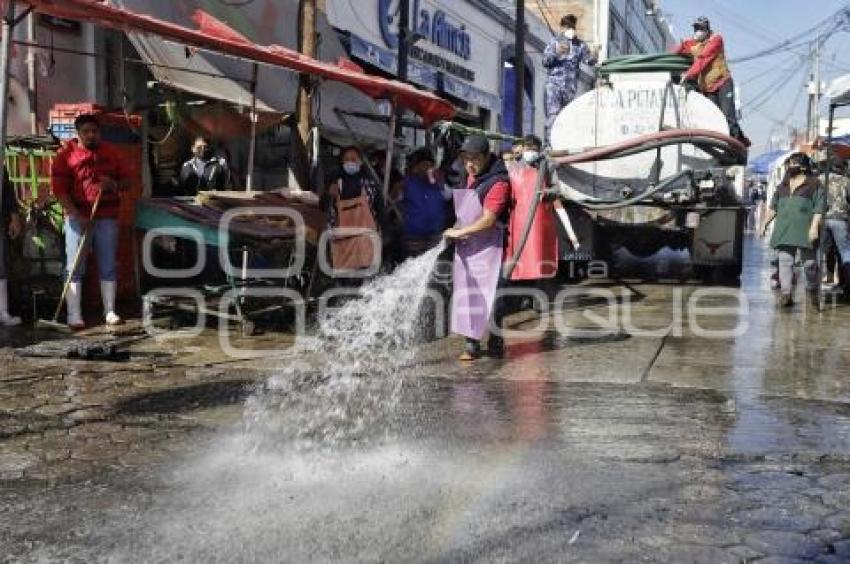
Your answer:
[51,190,103,322]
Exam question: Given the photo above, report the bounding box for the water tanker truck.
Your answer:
[534,54,749,283]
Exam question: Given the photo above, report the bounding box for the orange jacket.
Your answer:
[675,33,731,93]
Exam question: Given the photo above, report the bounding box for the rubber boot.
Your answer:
[0,279,21,326]
[66,282,85,329]
[100,281,122,326]
[459,338,481,361]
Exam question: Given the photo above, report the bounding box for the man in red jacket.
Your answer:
[51,114,129,328]
[675,16,750,147]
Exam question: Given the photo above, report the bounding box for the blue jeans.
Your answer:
[64,216,118,282]
[826,218,850,265]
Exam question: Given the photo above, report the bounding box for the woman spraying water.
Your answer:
[443,134,512,361]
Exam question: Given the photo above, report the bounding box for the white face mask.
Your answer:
[522,150,540,164]
[563,29,577,40]
[343,162,361,175]
[693,30,708,42]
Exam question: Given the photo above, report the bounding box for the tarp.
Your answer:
[747,149,791,175]
[20,0,455,125]
[125,32,276,113]
[828,73,850,106]
[117,0,388,144]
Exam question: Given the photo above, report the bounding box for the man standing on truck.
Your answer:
[675,16,750,147]
[542,14,597,135]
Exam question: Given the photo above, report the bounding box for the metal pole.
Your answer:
[26,7,35,134]
[246,62,258,192]
[395,0,410,138]
[0,0,17,206]
[825,103,835,197]
[514,0,526,138]
[384,100,398,204]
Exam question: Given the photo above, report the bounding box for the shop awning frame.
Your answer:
[16,0,455,124]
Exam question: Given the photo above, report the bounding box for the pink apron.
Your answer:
[450,189,504,340]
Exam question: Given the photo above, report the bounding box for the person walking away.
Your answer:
[177,136,229,196]
[51,114,130,328]
[675,17,750,147]
[400,148,451,258]
[444,134,512,361]
[321,146,384,275]
[0,169,23,326]
[542,14,597,136]
[760,153,826,307]
[820,160,850,291]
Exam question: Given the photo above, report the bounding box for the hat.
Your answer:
[460,134,491,155]
[692,16,710,30]
[407,147,435,168]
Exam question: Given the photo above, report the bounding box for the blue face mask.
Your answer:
[343,162,361,175]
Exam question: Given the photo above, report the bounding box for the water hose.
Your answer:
[556,168,694,211]
[599,53,692,76]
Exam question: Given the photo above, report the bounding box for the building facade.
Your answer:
[325,0,553,139]
[527,0,675,60]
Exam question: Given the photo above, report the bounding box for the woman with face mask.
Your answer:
[505,135,559,283]
[322,146,384,273]
[760,153,826,308]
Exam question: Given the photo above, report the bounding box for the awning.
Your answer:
[828,74,850,106]
[21,0,455,125]
[126,32,276,113]
[747,149,792,175]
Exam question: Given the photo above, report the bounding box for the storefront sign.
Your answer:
[378,0,472,61]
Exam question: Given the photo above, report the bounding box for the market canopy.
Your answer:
[19,0,456,125]
[747,149,791,175]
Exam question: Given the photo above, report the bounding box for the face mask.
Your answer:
[788,165,802,176]
[522,150,540,164]
[563,29,576,40]
[693,30,708,41]
[343,162,361,175]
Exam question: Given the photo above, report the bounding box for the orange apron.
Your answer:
[330,180,379,271]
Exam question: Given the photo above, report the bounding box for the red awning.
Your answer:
[20,0,456,125]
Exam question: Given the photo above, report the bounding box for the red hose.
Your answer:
[548,128,747,165]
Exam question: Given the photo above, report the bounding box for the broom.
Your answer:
[37,190,102,333]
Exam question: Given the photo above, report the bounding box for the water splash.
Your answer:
[243,243,447,450]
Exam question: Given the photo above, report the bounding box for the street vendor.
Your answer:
[51,113,130,328]
[0,169,23,326]
[674,16,750,147]
[444,134,512,361]
[322,146,384,273]
[177,136,230,195]
[760,152,826,308]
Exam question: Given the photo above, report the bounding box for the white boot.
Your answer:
[0,279,21,327]
[66,282,85,329]
[100,281,122,326]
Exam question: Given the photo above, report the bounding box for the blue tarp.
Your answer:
[747,150,790,175]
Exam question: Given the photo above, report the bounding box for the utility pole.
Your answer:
[294,0,317,190]
[807,36,821,142]
[395,0,410,138]
[27,9,37,134]
[514,0,526,138]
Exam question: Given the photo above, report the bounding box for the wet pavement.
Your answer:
[3,236,850,562]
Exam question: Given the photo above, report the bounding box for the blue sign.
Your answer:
[378,0,472,61]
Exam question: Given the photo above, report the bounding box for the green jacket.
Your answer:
[769,174,826,250]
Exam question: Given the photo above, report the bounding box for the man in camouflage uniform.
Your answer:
[542,14,597,136]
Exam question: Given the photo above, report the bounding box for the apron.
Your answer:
[505,165,558,280]
[330,180,379,271]
[450,188,504,340]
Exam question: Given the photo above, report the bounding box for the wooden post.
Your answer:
[293,0,317,190]
[0,0,17,198]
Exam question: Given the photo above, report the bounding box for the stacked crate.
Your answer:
[49,103,144,304]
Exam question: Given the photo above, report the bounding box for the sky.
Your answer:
[662,0,850,155]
